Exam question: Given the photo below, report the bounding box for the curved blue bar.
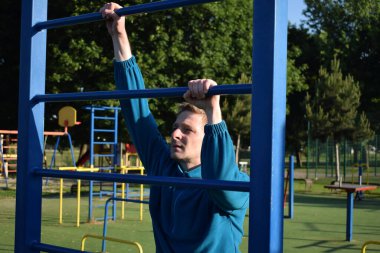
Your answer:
[34,0,221,31]
[32,84,252,104]
[34,169,250,192]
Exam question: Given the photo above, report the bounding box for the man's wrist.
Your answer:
[112,33,132,61]
[206,106,222,125]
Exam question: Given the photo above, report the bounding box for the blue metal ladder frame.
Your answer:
[85,106,120,222]
[15,0,288,252]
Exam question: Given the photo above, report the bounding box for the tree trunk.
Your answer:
[365,145,369,170]
[335,142,341,186]
[295,147,303,168]
[235,134,241,163]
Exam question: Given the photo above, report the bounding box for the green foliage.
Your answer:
[306,57,360,142]
[285,33,310,160]
[286,46,308,95]
[303,0,380,130]
[45,0,253,141]
[221,73,251,148]
[353,111,375,144]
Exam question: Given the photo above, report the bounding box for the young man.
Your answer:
[101,3,249,252]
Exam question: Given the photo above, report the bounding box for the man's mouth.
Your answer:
[171,143,183,150]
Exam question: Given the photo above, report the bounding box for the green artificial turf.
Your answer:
[1,180,380,252]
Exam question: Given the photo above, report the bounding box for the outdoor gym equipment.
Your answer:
[361,240,380,253]
[324,183,377,241]
[81,234,143,253]
[15,0,287,252]
[283,156,294,219]
[101,197,149,252]
[58,167,99,227]
[85,106,120,222]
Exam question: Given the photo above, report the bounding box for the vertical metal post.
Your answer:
[289,156,294,219]
[88,107,95,222]
[375,135,377,176]
[343,139,347,180]
[325,138,328,177]
[250,0,288,252]
[307,121,310,178]
[346,192,354,241]
[112,109,119,220]
[315,139,318,179]
[15,0,47,252]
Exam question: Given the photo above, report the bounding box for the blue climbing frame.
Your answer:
[15,0,288,252]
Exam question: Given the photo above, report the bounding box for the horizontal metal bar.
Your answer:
[83,106,120,111]
[94,129,115,133]
[32,84,252,104]
[109,197,149,205]
[94,116,116,120]
[35,169,250,192]
[34,0,221,31]
[31,242,88,253]
[93,141,115,145]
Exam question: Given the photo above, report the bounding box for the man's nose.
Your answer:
[172,128,181,140]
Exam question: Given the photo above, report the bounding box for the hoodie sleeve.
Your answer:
[114,56,172,176]
[201,121,249,211]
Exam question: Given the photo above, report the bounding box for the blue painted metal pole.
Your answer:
[67,133,76,167]
[346,192,354,241]
[34,0,221,31]
[101,197,149,252]
[289,156,294,219]
[88,107,95,222]
[112,109,119,221]
[15,0,47,252]
[32,84,252,104]
[35,169,250,191]
[250,0,288,252]
[45,136,60,185]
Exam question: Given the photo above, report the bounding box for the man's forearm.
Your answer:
[205,106,222,125]
[112,33,132,61]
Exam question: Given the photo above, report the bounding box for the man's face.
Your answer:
[170,111,205,170]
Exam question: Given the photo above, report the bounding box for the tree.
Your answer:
[45,0,254,144]
[306,57,361,183]
[285,41,309,167]
[303,0,380,131]
[0,0,21,129]
[352,111,375,167]
[221,74,251,163]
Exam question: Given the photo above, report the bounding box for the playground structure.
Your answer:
[81,234,143,253]
[15,1,288,253]
[57,106,148,226]
[0,106,79,187]
[0,129,73,188]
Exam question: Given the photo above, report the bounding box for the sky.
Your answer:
[288,0,307,26]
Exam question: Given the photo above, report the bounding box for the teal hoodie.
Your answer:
[114,56,249,253]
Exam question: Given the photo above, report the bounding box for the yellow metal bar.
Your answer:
[59,166,99,172]
[81,234,143,252]
[59,178,63,224]
[76,179,81,227]
[58,167,99,226]
[140,167,144,221]
[121,167,126,219]
[362,240,380,253]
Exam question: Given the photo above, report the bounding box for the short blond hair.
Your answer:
[177,103,208,125]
